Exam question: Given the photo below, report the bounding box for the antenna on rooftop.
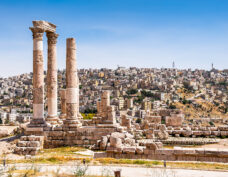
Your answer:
[172,61,175,69]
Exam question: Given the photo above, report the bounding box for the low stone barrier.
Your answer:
[160,137,218,145]
[94,147,228,163]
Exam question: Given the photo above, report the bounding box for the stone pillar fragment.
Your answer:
[46,32,59,124]
[29,27,46,128]
[64,38,81,128]
[59,89,67,119]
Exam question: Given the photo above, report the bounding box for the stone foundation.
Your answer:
[44,125,119,148]
[94,148,228,163]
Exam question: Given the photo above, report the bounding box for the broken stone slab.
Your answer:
[110,136,122,148]
[136,146,145,154]
[123,146,136,154]
[100,136,108,150]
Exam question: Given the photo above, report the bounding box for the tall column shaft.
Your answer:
[66,38,78,119]
[46,32,59,122]
[30,28,45,120]
[59,89,67,118]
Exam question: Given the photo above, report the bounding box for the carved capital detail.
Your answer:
[30,27,44,40]
[47,32,59,44]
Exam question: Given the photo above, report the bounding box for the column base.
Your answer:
[26,118,47,136]
[59,114,67,119]
[46,116,59,125]
[28,118,47,127]
[63,118,82,130]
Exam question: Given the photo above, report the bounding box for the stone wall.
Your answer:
[165,114,183,127]
[94,148,228,163]
[44,126,118,148]
[167,125,228,137]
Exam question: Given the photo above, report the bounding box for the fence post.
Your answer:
[114,169,121,177]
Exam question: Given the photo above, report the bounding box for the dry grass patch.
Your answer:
[95,158,228,171]
[6,156,92,165]
[96,158,162,166]
[167,161,228,171]
[39,146,86,156]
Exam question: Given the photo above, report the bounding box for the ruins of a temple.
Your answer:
[14,21,228,163]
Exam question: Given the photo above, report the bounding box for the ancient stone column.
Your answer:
[46,32,59,124]
[59,89,67,119]
[101,91,110,118]
[64,38,81,128]
[30,27,45,126]
[77,76,82,118]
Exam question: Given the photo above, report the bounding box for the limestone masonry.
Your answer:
[14,21,228,163]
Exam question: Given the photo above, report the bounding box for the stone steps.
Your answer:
[14,135,44,155]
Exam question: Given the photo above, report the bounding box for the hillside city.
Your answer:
[1,66,228,125]
[1,19,228,177]
[2,0,228,176]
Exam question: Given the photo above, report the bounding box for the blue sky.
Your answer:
[0,0,228,77]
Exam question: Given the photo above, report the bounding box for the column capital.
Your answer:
[46,32,59,45]
[30,27,44,40]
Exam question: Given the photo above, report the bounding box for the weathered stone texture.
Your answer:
[46,32,58,122]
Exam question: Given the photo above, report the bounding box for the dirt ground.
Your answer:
[0,126,22,159]
[0,126,18,134]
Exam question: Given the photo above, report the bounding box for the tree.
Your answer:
[134,96,144,104]
[84,108,97,114]
[136,118,141,124]
[141,90,154,97]
[169,104,176,109]
[225,108,228,114]
[126,89,138,95]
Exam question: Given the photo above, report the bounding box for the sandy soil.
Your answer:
[0,126,18,135]
[0,141,12,155]
[0,126,22,159]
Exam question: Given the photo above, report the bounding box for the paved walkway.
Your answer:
[1,164,228,177]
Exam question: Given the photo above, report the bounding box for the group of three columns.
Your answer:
[29,26,80,128]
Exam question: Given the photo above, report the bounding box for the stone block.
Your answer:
[143,149,155,155]
[49,131,64,137]
[111,132,125,139]
[106,146,115,153]
[155,142,163,149]
[17,141,27,147]
[145,142,158,150]
[136,146,144,154]
[123,146,136,154]
[221,131,228,136]
[114,147,123,154]
[155,149,174,155]
[20,136,28,141]
[203,131,211,136]
[211,131,220,136]
[218,126,228,131]
[110,137,122,148]
[100,136,108,150]
[124,138,135,146]
[193,131,203,136]
[28,141,40,147]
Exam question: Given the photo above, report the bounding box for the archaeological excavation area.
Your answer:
[14,21,228,163]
